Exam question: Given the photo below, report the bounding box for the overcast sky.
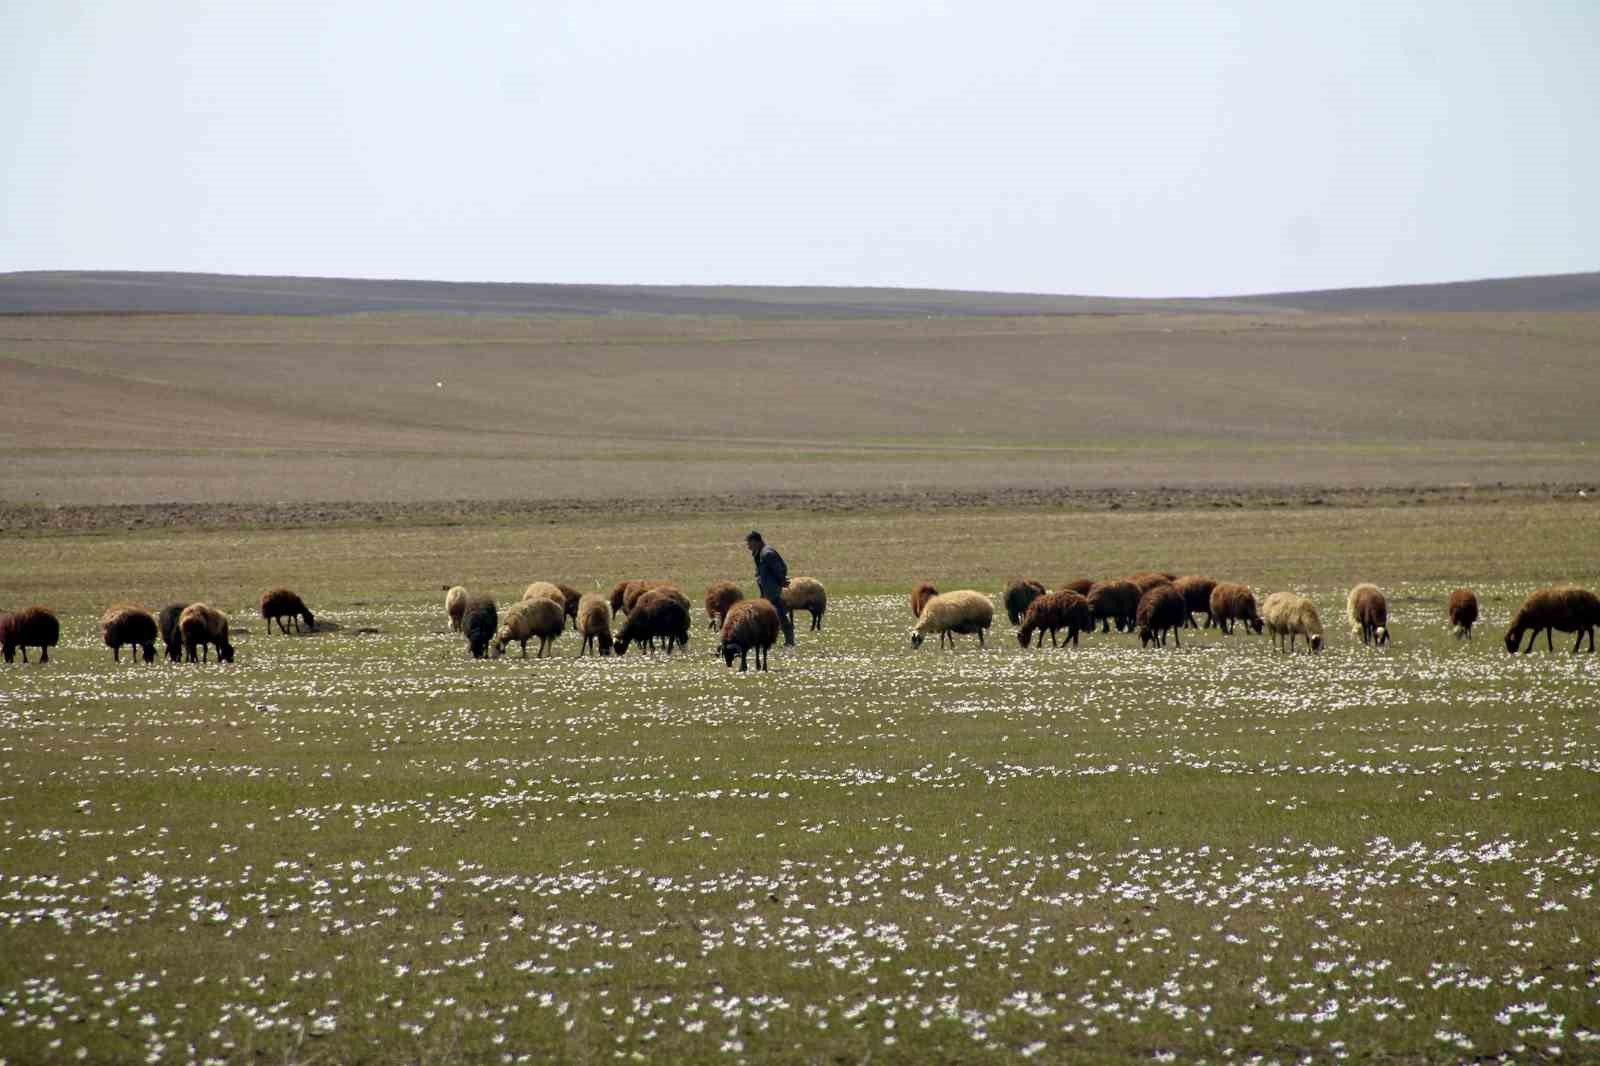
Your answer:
[2,1,1595,296]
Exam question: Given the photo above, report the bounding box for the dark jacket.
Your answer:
[754,545,788,600]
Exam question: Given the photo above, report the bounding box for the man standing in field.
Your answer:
[745,530,796,646]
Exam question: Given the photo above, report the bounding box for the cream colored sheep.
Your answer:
[443,585,467,631]
[1261,592,1323,654]
[494,597,565,658]
[522,581,566,607]
[911,590,994,649]
[781,576,828,631]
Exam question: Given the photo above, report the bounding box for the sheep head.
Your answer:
[1308,634,1324,653]
[910,630,925,649]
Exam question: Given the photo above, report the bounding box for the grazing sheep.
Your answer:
[1209,583,1263,636]
[1346,584,1391,646]
[443,585,467,631]
[462,597,498,659]
[1086,580,1140,634]
[911,590,994,650]
[781,577,828,631]
[614,589,692,655]
[1058,578,1095,597]
[1127,571,1175,596]
[101,604,158,663]
[1504,586,1600,654]
[1173,576,1218,629]
[621,580,677,616]
[608,581,631,614]
[1003,578,1048,626]
[494,598,565,658]
[720,599,782,672]
[522,581,566,607]
[555,584,582,630]
[178,603,234,664]
[1137,585,1189,648]
[910,583,939,619]
[1261,592,1324,654]
[1,606,60,664]
[260,588,315,635]
[577,593,613,656]
[1448,588,1479,640]
[1016,590,1093,649]
[158,602,189,662]
[705,581,744,630]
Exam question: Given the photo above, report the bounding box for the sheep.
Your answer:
[1209,583,1263,636]
[1086,580,1139,634]
[1503,587,1600,654]
[462,597,498,659]
[1016,590,1093,649]
[1173,576,1218,629]
[260,587,315,635]
[1058,578,1095,597]
[781,576,828,631]
[576,593,613,656]
[1,606,60,664]
[705,581,744,630]
[101,604,158,663]
[1003,578,1048,626]
[620,580,676,616]
[910,583,939,619]
[1127,571,1175,596]
[1261,592,1324,654]
[443,585,467,631]
[911,590,994,649]
[555,583,582,630]
[178,603,234,664]
[608,580,631,614]
[1137,584,1189,648]
[1346,584,1390,646]
[1448,588,1479,640]
[158,602,189,662]
[493,597,565,658]
[522,581,566,607]
[614,589,691,656]
[720,599,781,672]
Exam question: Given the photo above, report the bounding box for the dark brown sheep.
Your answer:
[1127,571,1175,597]
[1208,583,1263,635]
[621,580,677,616]
[1504,587,1600,654]
[555,584,582,630]
[615,590,691,655]
[178,603,234,664]
[1137,585,1188,648]
[1448,588,1479,640]
[1016,590,1093,649]
[1346,584,1390,646]
[607,581,631,614]
[462,597,498,659]
[2,606,60,664]
[720,599,781,672]
[1003,578,1048,626]
[705,581,745,630]
[1173,576,1218,629]
[910,583,939,619]
[1086,579,1139,634]
[101,604,158,663]
[1058,578,1095,597]
[260,588,315,635]
[158,602,189,662]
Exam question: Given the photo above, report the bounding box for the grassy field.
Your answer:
[2,501,1599,1063]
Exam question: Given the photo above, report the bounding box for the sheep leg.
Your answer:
[112,646,120,663]
[739,648,749,672]
[1174,627,1181,648]
[1546,628,1554,652]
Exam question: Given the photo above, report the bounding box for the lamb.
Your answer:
[1136,584,1189,648]
[493,597,565,658]
[1208,583,1263,635]
[781,576,828,631]
[614,589,691,655]
[720,599,782,672]
[1447,588,1479,640]
[1,606,60,664]
[178,603,234,664]
[462,597,498,659]
[1173,575,1218,629]
[1127,571,1175,596]
[101,604,158,663]
[1058,578,1095,597]
[911,590,994,650]
[576,593,613,656]
[443,585,467,631]
[1016,590,1093,649]
[158,602,189,662]
[260,588,315,635]
[910,583,939,619]
[1003,578,1048,626]
[1261,592,1324,654]
[1086,579,1139,634]
[1503,586,1600,654]
[1346,584,1391,646]
[705,581,744,630]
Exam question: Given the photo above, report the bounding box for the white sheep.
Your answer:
[443,585,467,631]
[494,597,565,658]
[911,590,994,649]
[1261,591,1324,654]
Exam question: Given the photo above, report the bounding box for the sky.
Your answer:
[2,1,1596,296]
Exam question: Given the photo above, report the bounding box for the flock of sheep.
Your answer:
[3,573,1598,669]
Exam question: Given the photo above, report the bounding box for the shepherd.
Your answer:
[745,530,795,647]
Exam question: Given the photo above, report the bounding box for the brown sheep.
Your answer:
[607,580,631,614]
[1058,578,1095,597]
[1003,578,1048,626]
[556,584,582,630]
[1173,576,1218,629]
[462,598,498,659]
[1209,583,1263,635]
[101,604,158,663]
[178,603,234,664]
[1086,579,1139,634]
[443,586,467,632]
[622,580,677,616]
[1016,590,1094,649]
[705,581,745,630]
[1504,587,1600,654]
[577,593,613,656]
[494,598,565,658]
[2,606,60,664]
[910,583,939,619]
[1448,588,1479,640]
[1346,584,1390,646]
[781,577,828,631]
[260,588,315,635]
[720,599,782,672]
[615,590,691,655]
[1127,571,1176,596]
[158,602,189,662]
[1137,585,1189,648]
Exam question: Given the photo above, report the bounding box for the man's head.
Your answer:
[745,530,764,554]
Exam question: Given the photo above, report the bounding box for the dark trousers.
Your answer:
[766,595,796,645]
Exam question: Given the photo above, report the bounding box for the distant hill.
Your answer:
[2,269,1597,317]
